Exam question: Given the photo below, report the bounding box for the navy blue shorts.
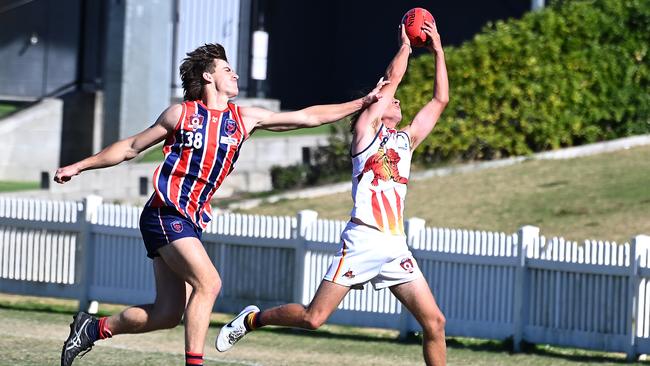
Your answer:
[139,206,202,258]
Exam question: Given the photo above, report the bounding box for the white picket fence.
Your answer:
[1,195,649,358]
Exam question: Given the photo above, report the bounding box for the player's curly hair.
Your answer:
[180,43,228,101]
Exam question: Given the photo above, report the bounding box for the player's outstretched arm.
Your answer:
[241,80,388,133]
[403,21,449,150]
[354,25,411,139]
[53,104,181,183]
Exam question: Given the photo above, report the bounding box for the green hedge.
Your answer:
[270,164,308,190]
[399,0,650,163]
[269,0,650,190]
[269,122,352,190]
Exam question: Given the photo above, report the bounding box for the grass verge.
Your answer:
[0,293,644,366]
[0,103,18,119]
[240,145,650,243]
[0,181,40,192]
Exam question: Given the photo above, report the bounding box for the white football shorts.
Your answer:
[323,221,422,290]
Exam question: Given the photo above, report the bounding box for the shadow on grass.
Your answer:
[209,318,403,345]
[3,302,647,364]
[210,323,649,366]
[0,302,77,315]
[445,337,649,365]
[0,301,115,318]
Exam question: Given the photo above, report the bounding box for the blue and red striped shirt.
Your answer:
[145,100,248,229]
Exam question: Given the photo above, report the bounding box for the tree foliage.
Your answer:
[399,0,650,163]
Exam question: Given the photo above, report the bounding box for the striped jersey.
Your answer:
[351,124,411,235]
[146,100,248,230]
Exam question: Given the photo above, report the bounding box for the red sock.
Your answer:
[185,352,203,366]
[98,317,113,339]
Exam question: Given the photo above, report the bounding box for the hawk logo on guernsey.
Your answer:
[189,114,204,131]
[224,119,238,136]
[220,118,239,145]
[170,220,184,233]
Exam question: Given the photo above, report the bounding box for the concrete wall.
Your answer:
[40,134,328,203]
[102,0,174,146]
[46,161,270,202]
[0,91,325,202]
[0,98,62,181]
[236,135,328,171]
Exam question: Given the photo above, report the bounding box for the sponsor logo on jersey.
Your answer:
[400,258,415,273]
[189,114,204,131]
[342,269,355,279]
[224,118,238,136]
[170,220,184,233]
[220,136,238,145]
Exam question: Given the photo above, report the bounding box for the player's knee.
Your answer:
[303,317,324,330]
[194,271,222,299]
[423,311,446,336]
[159,310,184,329]
[207,274,222,298]
[152,301,185,329]
[303,310,327,330]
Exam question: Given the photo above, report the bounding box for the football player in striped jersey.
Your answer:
[56,43,387,366]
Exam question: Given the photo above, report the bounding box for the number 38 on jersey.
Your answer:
[183,131,203,149]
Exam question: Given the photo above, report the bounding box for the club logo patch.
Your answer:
[189,114,204,131]
[400,258,415,273]
[224,118,237,136]
[342,269,355,279]
[170,220,184,233]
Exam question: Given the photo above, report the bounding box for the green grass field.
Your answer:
[0,294,642,366]
[0,180,40,192]
[138,144,164,163]
[240,145,650,244]
[0,103,18,119]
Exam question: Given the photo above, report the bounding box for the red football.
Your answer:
[401,8,435,48]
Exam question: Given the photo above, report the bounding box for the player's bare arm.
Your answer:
[53,104,181,183]
[402,21,449,150]
[353,25,412,152]
[240,81,388,134]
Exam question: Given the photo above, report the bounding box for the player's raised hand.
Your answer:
[361,77,391,108]
[422,21,443,53]
[54,164,80,184]
[399,24,411,48]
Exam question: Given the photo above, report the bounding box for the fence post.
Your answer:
[628,235,650,360]
[294,210,318,305]
[76,195,102,313]
[405,217,425,249]
[398,217,426,339]
[513,225,538,352]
